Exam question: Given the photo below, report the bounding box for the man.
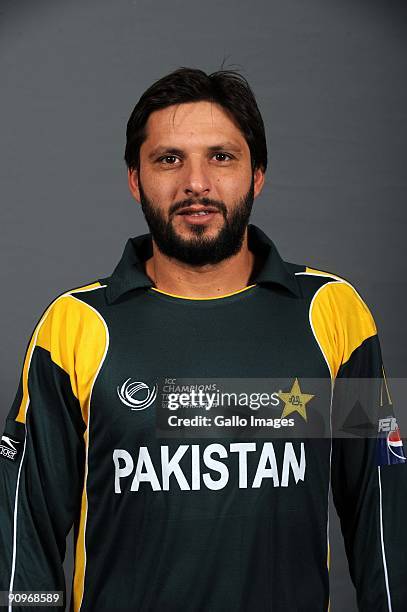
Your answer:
[0,67,406,612]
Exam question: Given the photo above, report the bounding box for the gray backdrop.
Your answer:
[1,1,406,610]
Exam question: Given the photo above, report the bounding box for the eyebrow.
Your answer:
[148,142,243,160]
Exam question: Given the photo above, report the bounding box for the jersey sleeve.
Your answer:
[0,293,93,610]
[328,283,407,611]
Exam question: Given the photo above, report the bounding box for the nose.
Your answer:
[183,156,211,198]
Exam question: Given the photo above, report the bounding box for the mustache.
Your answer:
[171,198,227,216]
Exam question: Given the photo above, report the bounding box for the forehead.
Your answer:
[143,101,247,148]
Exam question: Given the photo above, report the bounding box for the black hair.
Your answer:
[124,66,267,174]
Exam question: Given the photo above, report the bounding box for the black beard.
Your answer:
[138,174,255,266]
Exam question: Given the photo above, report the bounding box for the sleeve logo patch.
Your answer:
[377,416,406,465]
[0,435,21,461]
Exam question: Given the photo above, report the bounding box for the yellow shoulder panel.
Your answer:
[308,270,377,379]
[15,281,107,425]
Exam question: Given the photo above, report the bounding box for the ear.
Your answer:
[127,168,141,203]
[253,167,266,199]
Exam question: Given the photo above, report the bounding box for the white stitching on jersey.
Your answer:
[308,285,336,612]
[378,465,393,612]
[297,272,339,611]
[67,293,110,612]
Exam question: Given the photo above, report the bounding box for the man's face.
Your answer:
[128,101,265,265]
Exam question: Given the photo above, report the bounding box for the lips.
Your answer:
[177,205,219,215]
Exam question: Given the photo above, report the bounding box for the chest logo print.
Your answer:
[117,378,157,411]
[277,378,315,422]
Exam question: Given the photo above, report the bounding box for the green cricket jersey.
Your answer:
[1,223,406,611]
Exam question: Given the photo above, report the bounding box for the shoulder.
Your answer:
[29,281,108,369]
[33,280,107,336]
[294,265,374,322]
[296,266,378,377]
[12,281,108,420]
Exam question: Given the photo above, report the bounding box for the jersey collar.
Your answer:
[103,223,301,304]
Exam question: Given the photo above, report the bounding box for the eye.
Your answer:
[214,152,233,162]
[157,155,180,165]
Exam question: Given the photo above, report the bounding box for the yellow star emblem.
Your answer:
[278,378,315,422]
